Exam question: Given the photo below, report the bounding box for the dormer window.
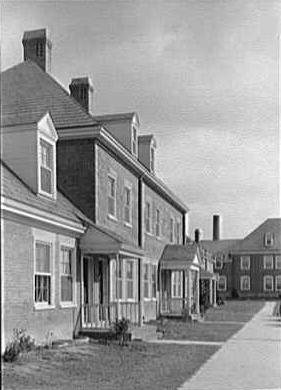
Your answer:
[264,232,274,247]
[132,127,137,156]
[40,140,53,194]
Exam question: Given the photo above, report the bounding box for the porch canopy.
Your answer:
[159,244,201,271]
[80,224,144,257]
[200,269,219,281]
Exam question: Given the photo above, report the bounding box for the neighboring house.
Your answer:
[1,27,190,348]
[202,216,281,299]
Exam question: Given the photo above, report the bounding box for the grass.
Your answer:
[163,300,265,342]
[3,341,218,390]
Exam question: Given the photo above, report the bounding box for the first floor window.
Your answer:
[117,258,123,299]
[126,260,134,299]
[143,264,149,298]
[218,275,227,291]
[240,256,250,270]
[264,255,273,270]
[171,271,182,298]
[35,242,51,304]
[264,275,273,291]
[151,265,157,298]
[60,247,73,302]
[145,202,151,233]
[240,275,250,291]
[276,275,281,291]
[275,255,281,270]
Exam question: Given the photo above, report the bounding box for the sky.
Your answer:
[1,0,280,239]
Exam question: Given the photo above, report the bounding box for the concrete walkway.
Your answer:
[178,301,281,390]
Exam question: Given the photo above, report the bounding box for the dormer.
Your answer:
[94,112,139,156]
[138,135,157,174]
[264,232,274,247]
[2,112,58,200]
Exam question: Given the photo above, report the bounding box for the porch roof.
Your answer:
[200,269,218,280]
[159,244,200,271]
[80,224,144,257]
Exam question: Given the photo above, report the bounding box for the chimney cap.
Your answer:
[22,28,52,47]
[70,77,93,90]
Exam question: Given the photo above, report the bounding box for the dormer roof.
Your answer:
[94,112,139,125]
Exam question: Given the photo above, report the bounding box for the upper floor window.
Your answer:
[60,247,74,303]
[156,209,160,237]
[132,127,137,156]
[150,147,155,172]
[240,275,250,291]
[35,242,52,305]
[276,255,281,270]
[126,260,135,300]
[218,275,227,291]
[169,218,174,243]
[40,139,54,195]
[145,201,151,233]
[264,232,274,247]
[264,275,273,292]
[264,255,273,270]
[240,256,250,270]
[176,221,181,244]
[108,175,116,218]
[124,186,132,225]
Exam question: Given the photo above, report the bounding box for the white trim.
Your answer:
[275,275,281,291]
[145,199,152,234]
[171,270,183,298]
[123,180,132,226]
[263,275,274,292]
[240,255,250,270]
[275,255,281,270]
[240,275,250,291]
[107,171,117,219]
[217,275,227,291]
[59,238,76,306]
[1,196,85,234]
[264,255,274,270]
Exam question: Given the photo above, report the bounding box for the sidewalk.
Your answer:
[178,301,281,390]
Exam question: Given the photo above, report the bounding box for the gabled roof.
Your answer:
[159,244,201,270]
[93,112,139,124]
[1,61,96,129]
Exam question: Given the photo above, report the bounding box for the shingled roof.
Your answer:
[1,60,96,129]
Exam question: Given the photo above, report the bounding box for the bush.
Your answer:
[3,328,35,362]
[112,318,130,346]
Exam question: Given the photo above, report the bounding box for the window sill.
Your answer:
[38,190,56,201]
[34,304,55,311]
[107,214,118,222]
[124,222,132,228]
[144,297,157,302]
[145,231,154,237]
[59,302,77,309]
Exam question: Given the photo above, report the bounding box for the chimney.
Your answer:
[213,215,221,241]
[69,77,94,113]
[194,229,200,243]
[22,28,52,72]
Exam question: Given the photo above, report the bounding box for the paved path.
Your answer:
[178,301,281,390]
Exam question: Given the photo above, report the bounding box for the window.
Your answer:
[240,276,250,291]
[176,222,181,244]
[145,201,151,233]
[264,232,274,247]
[150,147,155,172]
[40,139,53,195]
[275,255,281,269]
[169,218,174,243]
[264,255,273,270]
[276,275,281,291]
[264,275,273,292]
[108,175,116,217]
[240,256,250,270]
[171,271,182,298]
[117,258,123,299]
[215,257,223,269]
[126,260,134,299]
[156,209,160,237]
[35,242,51,304]
[218,276,227,291]
[151,265,157,298]
[132,127,137,156]
[124,186,132,224]
[60,247,73,303]
[143,264,149,298]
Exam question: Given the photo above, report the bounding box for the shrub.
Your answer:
[3,328,35,363]
[112,318,130,346]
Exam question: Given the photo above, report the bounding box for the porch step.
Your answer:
[79,329,132,342]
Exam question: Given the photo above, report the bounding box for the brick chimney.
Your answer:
[213,215,221,241]
[22,28,52,72]
[69,77,94,114]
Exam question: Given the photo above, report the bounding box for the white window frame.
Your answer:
[264,232,274,247]
[145,200,152,234]
[240,275,250,291]
[217,275,227,291]
[107,172,117,219]
[169,218,174,243]
[38,137,56,198]
[240,255,250,270]
[264,275,274,292]
[59,236,76,307]
[275,255,281,270]
[33,229,55,310]
[155,209,161,238]
[143,263,150,299]
[275,275,281,291]
[123,182,132,226]
[263,255,273,270]
[171,271,183,298]
[117,257,123,300]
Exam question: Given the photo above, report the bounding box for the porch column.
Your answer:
[210,279,213,305]
[182,270,186,309]
[213,279,217,307]
[138,257,143,326]
[196,271,200,314]
[80,252,84,328]
[116,254,120,320]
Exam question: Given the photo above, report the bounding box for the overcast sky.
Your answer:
[1,0,280,239]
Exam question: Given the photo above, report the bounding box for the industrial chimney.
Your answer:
[22,28,52,72]
[213,215,221,241]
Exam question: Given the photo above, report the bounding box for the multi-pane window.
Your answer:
[132,127,137,156]
[218,276,227,291]
[240,275,250,291]
[156,209,160,237]
[124,186,132,224]
[176,222,181,244]
[150,147,155,172]
[151,265,157,298]
[264,255,273,270]
[276,275,281,291]
[264,275,273,291]
[171,271,182,298]
[40,139,53,195]
[117,258,123,299]
[108,175,116,217]
[240,256,250,270]
[145,202,151,233]
[60,247,73,302]
[215,257,223,269]
[276,255,281,270]
[126,260,134,299]
[264,232,274,247]
[169,218,174,243]
[143,264,149,298]
[35,242,51,304]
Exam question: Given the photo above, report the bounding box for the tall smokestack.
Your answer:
[213,215,220,241]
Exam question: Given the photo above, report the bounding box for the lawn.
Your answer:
[3,341,218,390]
[163,300,265,342]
